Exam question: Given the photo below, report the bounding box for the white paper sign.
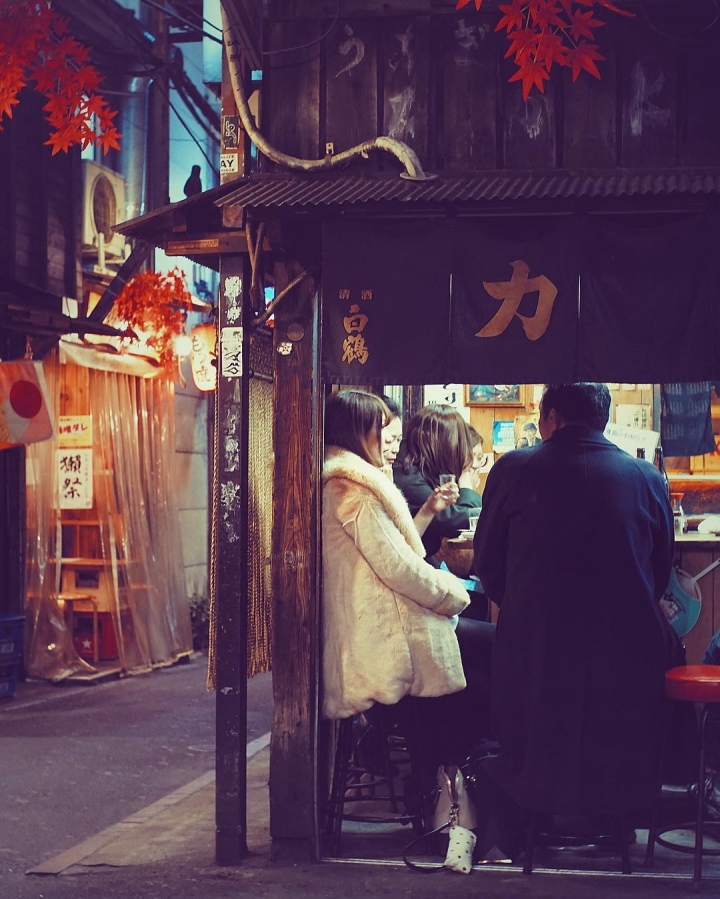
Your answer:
[604,422,660,459]
[221,327,243,378]
[58,415,93,448]
[423,384,470,422]
[58,448,93,509]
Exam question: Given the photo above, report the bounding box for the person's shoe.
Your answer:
[478,844,513,864]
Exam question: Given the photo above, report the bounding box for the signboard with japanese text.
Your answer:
[450,217,580,385]
[58,448,93,509]
[321,214,720,387]
[58,415,92,448]
[322,220,451,385]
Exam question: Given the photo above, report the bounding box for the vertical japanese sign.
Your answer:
[58,448,93,509]
[58,415,93,509]
[322,220,452,385]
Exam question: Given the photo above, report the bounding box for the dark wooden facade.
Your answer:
[254,0,720,859]
[118,0,720,861]
[261,1,720,176]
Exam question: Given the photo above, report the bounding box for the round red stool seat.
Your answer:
[664,665,720,703]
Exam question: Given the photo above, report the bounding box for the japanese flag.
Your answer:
[0,361,54,450]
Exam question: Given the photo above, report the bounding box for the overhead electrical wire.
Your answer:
[139,0,223,43]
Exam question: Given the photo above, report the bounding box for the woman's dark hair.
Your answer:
[402,404,473,486]
[467,424,483,448]
[541,383,611,430]
[381,394,401,419]
[324,389,389,466]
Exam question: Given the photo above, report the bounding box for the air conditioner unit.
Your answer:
[82,160,127,260]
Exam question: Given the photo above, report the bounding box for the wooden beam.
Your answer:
[269,254,321,857]
[215,253,251,865]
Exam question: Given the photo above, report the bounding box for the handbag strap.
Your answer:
[402,806,458,873]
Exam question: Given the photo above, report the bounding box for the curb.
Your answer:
[26,732,271,876]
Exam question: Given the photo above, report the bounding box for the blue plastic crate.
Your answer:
[0,614,24,664]
[0,662,18,701]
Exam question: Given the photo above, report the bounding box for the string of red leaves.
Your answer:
[0,0,120,155]
[113,270,192,365]
[456,0,634,99]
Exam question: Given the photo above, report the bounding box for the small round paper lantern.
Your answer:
[189,323,217,392]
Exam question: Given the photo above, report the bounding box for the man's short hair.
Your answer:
[541,383,611,430]
[523,421,537,433]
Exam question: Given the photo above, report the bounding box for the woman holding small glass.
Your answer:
[393,404,483,560]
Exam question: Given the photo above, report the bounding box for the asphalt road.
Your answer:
[0,658,272,897]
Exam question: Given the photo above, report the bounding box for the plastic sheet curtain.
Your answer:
[25,356,192,681]
[25,353,93,680]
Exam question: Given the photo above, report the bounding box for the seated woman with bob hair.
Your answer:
[393,404,482,560]
[321,389,470,722]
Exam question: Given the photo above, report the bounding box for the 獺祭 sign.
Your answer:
[322,214,719,386]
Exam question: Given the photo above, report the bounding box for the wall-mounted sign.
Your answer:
[220,153,239,175]
[58,448,93,509]
[58,415,92,448]
[221,327,243,378]
[222,115,240,149]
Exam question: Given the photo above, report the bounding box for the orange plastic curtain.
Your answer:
[25,354,192,681]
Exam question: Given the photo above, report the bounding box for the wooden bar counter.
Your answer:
[440,531,720,661]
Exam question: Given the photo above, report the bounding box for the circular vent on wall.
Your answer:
[92,174,117,241]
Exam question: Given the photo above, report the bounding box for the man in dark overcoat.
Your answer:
[474,382,681,818]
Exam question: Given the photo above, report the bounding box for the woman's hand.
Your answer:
[458,467,476,491]
[425,484,459,514]
[413,484,459,537]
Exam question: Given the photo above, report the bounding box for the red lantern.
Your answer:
[189,324,217,392]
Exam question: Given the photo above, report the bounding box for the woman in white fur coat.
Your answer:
[322,389,471,722]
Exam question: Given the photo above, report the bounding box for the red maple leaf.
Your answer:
[497,0,526,33]
[530,0,565,30]
[509,57,551,99]
[536,31,569,71]
[0,1,119,155]
[569,8,605,41]
[96,126,122,155]
[566,40,605,80]
[505,27,541,62]
[45,125,80,155]
[456,0,485,9]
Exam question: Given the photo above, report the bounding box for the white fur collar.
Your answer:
[323,446,426,557]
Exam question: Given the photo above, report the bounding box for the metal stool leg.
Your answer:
[645,700,671,869]
[326,718,353,855]
[523,810,539,875]
[693,706,710,891]
[614,815,631,875]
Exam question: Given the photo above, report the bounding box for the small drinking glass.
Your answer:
[468,509,481,533]
[439,473,456,500]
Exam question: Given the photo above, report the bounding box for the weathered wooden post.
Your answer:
[214,253,251,864]
[270,246,322,858]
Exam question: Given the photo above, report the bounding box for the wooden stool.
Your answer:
[645,665,720,890]
[325,706,424,856]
